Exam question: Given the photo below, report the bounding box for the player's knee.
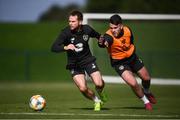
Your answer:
[141,70,151,81]
[143,75,151,81]
[79,86,88,93]
[95,81,104,89]
[95,84,104,89]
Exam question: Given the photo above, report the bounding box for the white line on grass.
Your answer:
[0,112,179,118]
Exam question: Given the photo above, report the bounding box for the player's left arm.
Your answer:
[86,25,101,40]
[86,25,106,47]
[86,25,113,48]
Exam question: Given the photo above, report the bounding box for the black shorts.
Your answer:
[70,62,99,77]
[114,54,144,76]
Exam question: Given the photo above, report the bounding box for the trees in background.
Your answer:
[38,4,81,22]
[38,0,180,22]
[86,0,180,14]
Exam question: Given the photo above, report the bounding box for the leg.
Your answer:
[121,70,144,98]
[137,66,157,104]
[73,74,102,111]
[90,71,108,102]
[130,54,151,92]
[121,70,152,110]
[90,71,104,92]
[85,62,104,90]
[114,64,146,98]
[137,66,151,92]
[73,74,97,101]
[131,55,156,104]
[85,62,107,103]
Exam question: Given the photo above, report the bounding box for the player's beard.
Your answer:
[113,31,120,37]
[71,25,82,32]
[113,28,121,38]
[70,23,81,31]
[70,25,76,30]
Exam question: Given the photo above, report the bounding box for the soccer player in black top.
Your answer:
[51,10,107,111]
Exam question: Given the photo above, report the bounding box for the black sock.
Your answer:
[142,80,151,93]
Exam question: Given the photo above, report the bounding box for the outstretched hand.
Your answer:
[98,35,105,46]
[98,35,109,48]
[64,44,76,51]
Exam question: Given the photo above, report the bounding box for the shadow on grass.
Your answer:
[70,106,144,111]
[70,107,110,110]
[118,106,144,110]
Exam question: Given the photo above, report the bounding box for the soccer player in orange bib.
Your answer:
[98,14,156,111]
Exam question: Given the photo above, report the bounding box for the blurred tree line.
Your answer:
[86,0,180,13]
[38,4,80,22]
[38,0,180,22]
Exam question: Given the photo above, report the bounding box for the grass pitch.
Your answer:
[0,81,180,119]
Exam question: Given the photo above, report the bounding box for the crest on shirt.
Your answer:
[70,37,75,43]
[139,58,143,63]
[83,35,89,41]
[119,65,124,70]
[71,69,75,74]
[92,63,96,69]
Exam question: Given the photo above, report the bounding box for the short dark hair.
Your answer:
[69,10,83,21]
[109,14,122,25]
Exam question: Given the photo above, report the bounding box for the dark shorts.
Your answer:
[70,62,99,77]
[114,54,144,76]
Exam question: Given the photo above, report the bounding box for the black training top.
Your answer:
[51,24,100,69]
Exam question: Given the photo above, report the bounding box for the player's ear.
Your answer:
[118,24,123,29]
[79,20,82,25]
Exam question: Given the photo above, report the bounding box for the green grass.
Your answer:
[0,82,180,119]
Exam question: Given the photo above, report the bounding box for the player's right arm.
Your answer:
[51,29,76,52]
[51,31,67,52]
[64,44,76,51]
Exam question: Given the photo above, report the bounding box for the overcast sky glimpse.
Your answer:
[0,0,86,22]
